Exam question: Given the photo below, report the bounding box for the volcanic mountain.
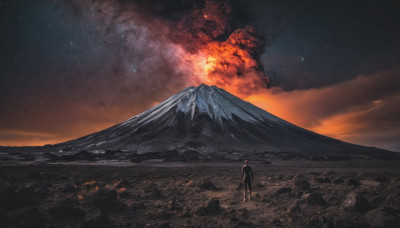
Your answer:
[55,84,382,156]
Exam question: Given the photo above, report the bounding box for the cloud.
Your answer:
[246,66,400,151]
[0,129,64,146]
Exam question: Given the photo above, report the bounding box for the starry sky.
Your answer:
[1,0,400,151]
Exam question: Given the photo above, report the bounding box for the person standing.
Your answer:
[242,160,254,202]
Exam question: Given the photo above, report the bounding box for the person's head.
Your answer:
[245,160,249,164]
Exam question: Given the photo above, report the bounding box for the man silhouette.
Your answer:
[242,160,254,202]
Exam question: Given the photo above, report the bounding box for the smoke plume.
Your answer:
[62,0,271,96]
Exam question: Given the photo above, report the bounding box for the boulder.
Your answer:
[199,179,218,190]
[61,182,76,192]
[342,192,372,213]
[144,183,162,197]
[196,200,220,216]
[293,174,310,191]
[181,206,193,217]
[117,187,129,198]
[86,189,125,212]
[316,177,331,183]
[274,187,292,195]
[345,177,361,187]
[306,192,327,206]
[115,178,132,188]
[332,178,344,184]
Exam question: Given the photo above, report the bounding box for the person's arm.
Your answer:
[250,167,254,181]
[242,166,244,179]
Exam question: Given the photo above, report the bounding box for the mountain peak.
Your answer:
[56,84,379,154]
[183,83,218,94]
[174,84,277,123]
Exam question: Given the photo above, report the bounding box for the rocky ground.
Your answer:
[1,159,400,228]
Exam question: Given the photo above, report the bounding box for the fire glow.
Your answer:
[180,29,269,97]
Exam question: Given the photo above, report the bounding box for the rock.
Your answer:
[293,174,310,191]
[369,195,385,208]
[307,216,334,228]
[316,177,331,183]
[34,187,50,200]
[306,215,322,227]
[306,192,327,206]
[180,150,200,161]
[167,199,182,211]
[332,178,344,184]
[342,192,372,212]
[181,206,193,217]
[196,200,220,216]
[61,182,76,192]
[117,187,129,198]
[150,188,162,197]
[256,182,266,188]
[86,189,125,212]
[82,181,100,192]
[345,177,361,187]
[157,209,172,219]
[144,183,162,197]
[206,200,220,212]
[365,207,400,228]
[59,150,96,161]
[274,187,292,195]
[199,179,218,190]
[272,219,282,226]
[115,178,132,188]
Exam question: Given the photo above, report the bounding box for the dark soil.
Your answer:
[1,159,400,227]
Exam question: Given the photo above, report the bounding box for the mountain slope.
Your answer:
[56,84,377,154]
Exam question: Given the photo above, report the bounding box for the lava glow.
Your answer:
[181,26,269,97]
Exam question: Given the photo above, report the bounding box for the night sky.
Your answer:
[1,0,400,151]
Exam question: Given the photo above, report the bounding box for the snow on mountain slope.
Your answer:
[56,84,376,154]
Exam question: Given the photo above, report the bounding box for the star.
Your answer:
[130,65,137,73]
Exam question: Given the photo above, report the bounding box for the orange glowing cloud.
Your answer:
[183,26,268,95]
[241,66,400,151]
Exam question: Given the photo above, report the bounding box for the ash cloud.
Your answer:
[1,0,287,146]
[60,0,284,91]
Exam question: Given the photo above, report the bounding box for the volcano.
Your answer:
[54,84,384,157]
